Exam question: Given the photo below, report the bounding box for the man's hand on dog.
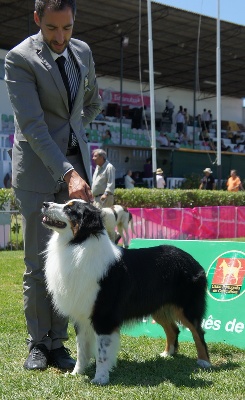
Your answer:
[64,170,94,202]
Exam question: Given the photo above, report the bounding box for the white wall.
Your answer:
[97,75,243,123]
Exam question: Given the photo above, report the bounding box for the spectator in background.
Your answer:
[156,168,166,188]
[175,109,185,136]
[156,132,170,147]
[164,99,175,123]
[92,148,115,207]
[101,129,112,145]
[227,169,244,192]
[95,109,106,121]
[183,107,189,134]
[199,167,215,190]
[221,139,228,151]
[233,144,243,153]
[143,157,153,188]
[201,109,210,132]
[124,170,135,189]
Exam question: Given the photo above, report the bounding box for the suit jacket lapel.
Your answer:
[69,42,86,114]
[33,32,70,112]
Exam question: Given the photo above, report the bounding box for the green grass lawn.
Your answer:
[0,250,245,400]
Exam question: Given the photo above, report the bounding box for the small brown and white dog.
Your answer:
[100,205,136,248]
[42,200,211,385]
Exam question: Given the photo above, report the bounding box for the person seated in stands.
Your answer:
[95,109,106,121]
[101,129,112,145]
[209,139,216,151]
[221,139,228,151]
[156,132,170,147]
[179,132,188,146]
[233,144,243,153]
[199,129,209,142]
[231,131,242,144]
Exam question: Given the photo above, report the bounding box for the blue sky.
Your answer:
[157,0,245,26]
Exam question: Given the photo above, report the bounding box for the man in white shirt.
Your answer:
[156,168,166,188]
[156,132,170,147]
[124,170,135,189]
[92,148,115,207]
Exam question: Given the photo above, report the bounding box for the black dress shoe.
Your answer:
[23,344,49,370]
[49,346,76,370]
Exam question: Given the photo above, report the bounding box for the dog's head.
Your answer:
[41,200,105,243]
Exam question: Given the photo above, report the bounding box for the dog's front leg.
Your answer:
[71,321,95,375]
[91,331,120,385]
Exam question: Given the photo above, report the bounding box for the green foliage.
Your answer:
[114,188,245,208]
[0,188,17,210]
[180,173,201,189]
[0,251,245,399]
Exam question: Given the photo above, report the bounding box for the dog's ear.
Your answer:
[83,203,104,231]
[71,202,105,243]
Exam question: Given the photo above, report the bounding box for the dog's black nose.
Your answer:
[43,202,50,209]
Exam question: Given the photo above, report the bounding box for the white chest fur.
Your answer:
[44,232,121,322]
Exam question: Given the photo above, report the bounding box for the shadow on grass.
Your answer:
[84,353,240,388]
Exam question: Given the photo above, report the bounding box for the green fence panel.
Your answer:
[123,239,245,349]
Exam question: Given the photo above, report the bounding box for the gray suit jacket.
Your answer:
[5,32,101,192]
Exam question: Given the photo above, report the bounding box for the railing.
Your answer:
[127,206,245,242]
[1,206,245,250]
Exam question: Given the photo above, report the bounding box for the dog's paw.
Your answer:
[71,366,84,375]
[197,359,212,369]
[160,345,175,358]
[91,375,109,386]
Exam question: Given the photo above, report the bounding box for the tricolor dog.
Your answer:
[101,205,135,247]
[42,200,211,385]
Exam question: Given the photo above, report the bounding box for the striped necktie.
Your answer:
[56,55,78,149]
[56,56,72,113]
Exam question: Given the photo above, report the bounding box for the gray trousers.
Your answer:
[14,153,87,351]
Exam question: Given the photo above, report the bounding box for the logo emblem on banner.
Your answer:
[207,251,245,301]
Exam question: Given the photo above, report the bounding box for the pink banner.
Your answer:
[99,89,150,107]
[128,206,245,240]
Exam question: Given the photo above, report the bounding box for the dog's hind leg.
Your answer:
[91,331,120,385]
[71,321,96,375]
[117,223,129,248]
[153,307,180,358]
[176,309,211,369]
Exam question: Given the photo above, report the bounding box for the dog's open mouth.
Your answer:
[42,216,67,229]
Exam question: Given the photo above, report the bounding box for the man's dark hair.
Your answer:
[35,0,76,20]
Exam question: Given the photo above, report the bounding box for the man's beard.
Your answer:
[45,38,69,54]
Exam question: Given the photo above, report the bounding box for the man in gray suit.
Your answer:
[5,0,101,371]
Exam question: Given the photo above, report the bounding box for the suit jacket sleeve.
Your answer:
[5,49,72,182]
